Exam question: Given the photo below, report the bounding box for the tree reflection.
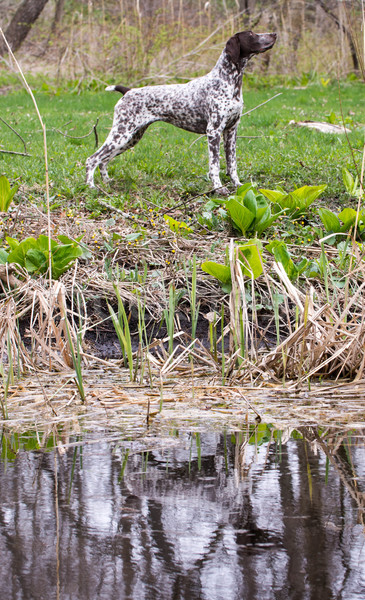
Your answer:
[0,426,364,599]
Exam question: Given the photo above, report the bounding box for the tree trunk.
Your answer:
[316,0,359,72]
[0,0,50,56]
[51,0,65,34]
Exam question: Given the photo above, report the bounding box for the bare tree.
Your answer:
[51,0,65,34]
[0,0,50,56]
[315,0,359,72]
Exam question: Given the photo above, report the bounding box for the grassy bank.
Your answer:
[1,79,364,203]
[0,78,365,395]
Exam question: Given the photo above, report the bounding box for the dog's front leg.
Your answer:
[223,123,242,188]
[207,126,229,196]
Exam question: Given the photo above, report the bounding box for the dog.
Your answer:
[86,31,277,194]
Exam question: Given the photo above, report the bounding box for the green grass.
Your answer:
[0,80,364,216]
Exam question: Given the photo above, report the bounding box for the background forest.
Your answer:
[0,0,364,85]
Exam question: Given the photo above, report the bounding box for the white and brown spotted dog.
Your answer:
[86,31,277,195]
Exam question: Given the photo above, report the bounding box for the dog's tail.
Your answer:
[105,85,131,95]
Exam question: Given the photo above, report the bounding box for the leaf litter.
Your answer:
[2,364,365,444]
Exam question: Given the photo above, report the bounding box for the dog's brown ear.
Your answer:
[225,34,241,65]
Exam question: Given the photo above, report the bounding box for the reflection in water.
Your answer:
[0,426,364,600]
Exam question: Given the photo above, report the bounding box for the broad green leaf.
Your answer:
[296,258,310,276]
[4,185,18,211]
[24,249,48,273]
[0,176,18,212]
[261,185,327,217]
[5,236,20,251]
[318,208,341,233]
[4,234,90,280]
[0,248,8,264]
[243,189,257,216]
[289,185,327,208]
[7,238,38,267]
[57,234,91,259]
[267,240,291,264]
[35,235,57,253]
[259,189,287,204]
[51,245,83,279]
[0,175,10,200]
[237,242,263,279]
[342,168,355,194]
[201,261,231,284]
[125,232,141,241]
[255,206,270,223]
[257,214,280,236]
[226,198,254,235]
[266,240,298,281]
[256,194,269,210]
[57,234,76,245]
[235,183,253,198]
[338,207,357,228]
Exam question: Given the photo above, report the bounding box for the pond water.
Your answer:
[0,426,364,600]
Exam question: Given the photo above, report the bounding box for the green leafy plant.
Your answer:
[267,240,314,281]
[63,319,85,403]
[342,167,362,199]
[163,284,185,354]
[201,261,231,293]
[225,184,284,237]
[326,111,353,127]
[320,77,330,88]
[0,175,18,212]
[184,255,200,342]
[318,207,365,243]
[163,214,193,235]
[197,198,227,230]
[108,284,134,380]
[0,234,90,279]
[201,240,263,292]
[260,184,327,219]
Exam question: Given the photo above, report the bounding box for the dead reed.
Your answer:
[2,229,365,389]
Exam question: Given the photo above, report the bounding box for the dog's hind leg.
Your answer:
[86,125,148,187]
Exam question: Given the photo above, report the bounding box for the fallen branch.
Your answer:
[53,117,99,143]
[0,149,31,156]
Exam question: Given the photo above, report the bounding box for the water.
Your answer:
[0,426,364,600]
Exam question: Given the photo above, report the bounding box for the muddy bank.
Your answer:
[82,300,278,359]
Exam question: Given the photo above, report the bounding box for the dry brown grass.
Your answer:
[2,224,365,389]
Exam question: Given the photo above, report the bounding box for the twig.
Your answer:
[96,196,147,225]
[0,149,30,156]
[0,116,27,152]
[241,92,282,117]
[162,188,216,213]
[53,117,99,143]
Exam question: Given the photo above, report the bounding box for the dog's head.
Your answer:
[226,31,277,66]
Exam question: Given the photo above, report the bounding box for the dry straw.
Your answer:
[0,30,86,380]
